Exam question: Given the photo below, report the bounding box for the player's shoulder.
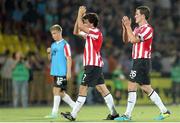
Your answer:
[62,39,70,47]
[145,23,153,30]
[51,41,56,46]
[89,28,101,33]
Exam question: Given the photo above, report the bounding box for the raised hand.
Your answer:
[78,6,86,16]
[122,16,131,27]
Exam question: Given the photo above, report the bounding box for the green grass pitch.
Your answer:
[0,105,179,122]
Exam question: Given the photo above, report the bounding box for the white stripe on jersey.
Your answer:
[95,53,98,66]
[145,32,152,40]
[141,27,151,37]
[148,45,152,58]
[138,27,151,41]
[144,51,148,58]
[134,43,138,59]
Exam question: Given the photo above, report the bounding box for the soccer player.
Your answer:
[61,6,119,121]
[45,24,75,119]
[114,6,171,121]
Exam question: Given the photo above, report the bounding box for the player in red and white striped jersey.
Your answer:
[132,23,153,59]
[61,6,119,121]
[79,27,104,67]
[115,6,170,121]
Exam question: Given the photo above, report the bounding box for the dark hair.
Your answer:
[136,6,150,20]
[82,13,99,27]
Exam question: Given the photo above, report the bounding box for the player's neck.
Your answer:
[56,37,63,42]
[138,20,148,26]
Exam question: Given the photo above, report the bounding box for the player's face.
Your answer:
[83,19,92,28]
[135,9,143,24]
[51,30,61,41]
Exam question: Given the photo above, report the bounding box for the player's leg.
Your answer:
[140,84,171,120]
[60,91,75,109]
[115,81,137,121]
[58,76,75,108]
[115,59,139,121]
[124,81,137,117]
[96,84,119,120]
[52,87,61,114]
[61,85,88,121]
[45,76,62,118]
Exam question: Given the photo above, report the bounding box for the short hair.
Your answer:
[136,6,150,20]
[82,13,99,27]
[50,24,62,32]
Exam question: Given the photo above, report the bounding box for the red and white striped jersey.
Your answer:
[79,28,104,67]
[64,43,71,57]
[132,23,153,59]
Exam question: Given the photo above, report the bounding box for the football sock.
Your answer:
[62,93,75,109]
[124,91,137,117]
[71,96,86,118]
[104,93,118,115]
[149,90,168,113]
[52,95,61,114]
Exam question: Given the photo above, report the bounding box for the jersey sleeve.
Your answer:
[138,26,153,42]
[88,28,99,39]
[64,43,71,57]
[79,31,88,37]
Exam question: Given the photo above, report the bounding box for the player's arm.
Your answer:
[73,20,79,35]
[64,44,72,81]
[77,6,89,34]
[122,16,140,43]
[122,20,129,43]
[126,26,140,43]
[47,47,51,60]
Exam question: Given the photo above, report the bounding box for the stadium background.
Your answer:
[0,0,179,108]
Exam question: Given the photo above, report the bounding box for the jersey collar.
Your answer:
[56,39,64,44]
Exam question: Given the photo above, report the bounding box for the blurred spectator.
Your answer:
[112,63,125,105]
[11,52,30,107]
[0,50,13,81]
[171,51,180,105]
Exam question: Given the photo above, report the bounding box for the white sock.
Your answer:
[52,96,61,114]
[104,93,117,115]
[124,91,137,117]
[71,96,86,118]
[62,93,75,109]
[149,90,168,113]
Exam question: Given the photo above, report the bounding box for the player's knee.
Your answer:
[78,86,88,96]
[59,91,65,97]
[140,85,153,94]
[96,85,109,96]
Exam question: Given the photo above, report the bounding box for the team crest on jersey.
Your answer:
[52,49,57,55]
